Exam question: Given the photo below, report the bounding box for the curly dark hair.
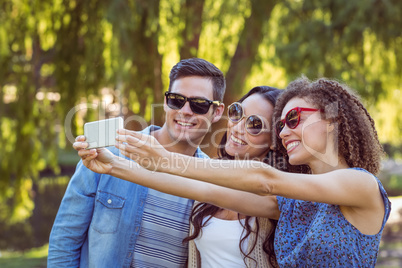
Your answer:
[183,86,283,268]
[272,76,384,175]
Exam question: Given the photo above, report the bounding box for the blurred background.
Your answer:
[0,0,401,267]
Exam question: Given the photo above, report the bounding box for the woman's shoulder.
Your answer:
[327,168,378,187]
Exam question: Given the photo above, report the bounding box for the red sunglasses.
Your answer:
[275,107,323,138]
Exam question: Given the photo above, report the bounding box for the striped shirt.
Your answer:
[131,189,193,267]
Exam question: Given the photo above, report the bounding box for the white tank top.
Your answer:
[194,217,253,268]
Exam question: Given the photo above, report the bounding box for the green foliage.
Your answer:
[381,173,402,197]
[198,0,250,73]
[0,0,401,229]
[374,90,402,147]
[389,175,402,190]
[0,176,69,251]
[272,0,402,105]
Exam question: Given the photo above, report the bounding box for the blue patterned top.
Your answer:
[275,168,391,267]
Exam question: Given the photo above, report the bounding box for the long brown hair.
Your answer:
[183,86,283,268]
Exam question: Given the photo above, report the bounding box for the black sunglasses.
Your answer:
[275,107,323,138]
[227,102,266,136]
[165,92,221,115]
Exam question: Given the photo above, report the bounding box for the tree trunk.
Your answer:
[201,0,278,156]
[122,0,164,130]
[225,0,278,105]
[179,0,205,59]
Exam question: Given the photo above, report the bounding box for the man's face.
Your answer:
[164,76,223,148]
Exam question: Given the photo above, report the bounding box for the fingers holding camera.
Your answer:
[115,129,168,159]
[115,131,159,171]
[81,149,98,166]
[78,147,97,160]
[80,148,115,174]
[115,130,145,158]
[73,136,94,161]
[75,135,86,142]
[116,129,145,147]
[73,135,89,151]
[72,135,115,174]
[115,140,140,162]
[115,141,155,171]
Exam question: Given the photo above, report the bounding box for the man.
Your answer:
[48,58,226,267]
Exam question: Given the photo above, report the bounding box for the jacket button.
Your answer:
[107,199,112,204]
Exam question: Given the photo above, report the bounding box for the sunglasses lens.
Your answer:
[166,93,186,110]
[286,109,300,129]
[228,103,243,122]
[246,115,263,135]
[189,99,211,114]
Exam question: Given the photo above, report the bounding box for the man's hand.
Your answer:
[73,136,115,174]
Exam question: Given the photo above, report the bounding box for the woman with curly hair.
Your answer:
[75,86,285,267]
[268,77,391,266]
[111,76,391,267]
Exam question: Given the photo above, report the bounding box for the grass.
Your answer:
[0,244,47,268]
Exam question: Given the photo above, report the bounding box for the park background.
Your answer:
[1,0,401,267]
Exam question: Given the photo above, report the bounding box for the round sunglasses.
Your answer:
[165,91,221,115]
[227,102,267,136]
[275,107,323,138]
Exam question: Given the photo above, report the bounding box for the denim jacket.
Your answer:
[47,125,208,267]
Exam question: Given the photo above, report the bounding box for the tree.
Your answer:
[274,0,402,102]
[200,0,280,155]
[0,0,108,223]
[0,0,401,230]
[107,0,164,129]
[179,0,205,59]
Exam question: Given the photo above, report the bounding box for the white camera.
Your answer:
[84,117,124,149]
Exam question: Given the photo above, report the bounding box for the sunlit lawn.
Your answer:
[0,244,47,268]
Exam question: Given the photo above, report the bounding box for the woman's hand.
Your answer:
[115,129,170,171]
[73,135,115,174]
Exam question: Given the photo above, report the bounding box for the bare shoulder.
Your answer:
[332,168,379,191]
[275,168,382,207]
[337,169,386,234]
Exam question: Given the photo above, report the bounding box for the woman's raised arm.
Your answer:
[115,129,278,196]
[115,129,383,212]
